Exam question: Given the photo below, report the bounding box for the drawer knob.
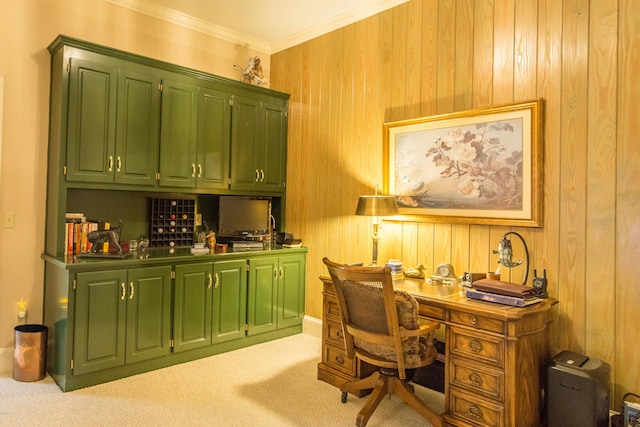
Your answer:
[471,316,479,325]
[336,330,343,339]
[469,372,482,386]
[469,339,483,352]
[469,405,483,419]
[335,355,345,365]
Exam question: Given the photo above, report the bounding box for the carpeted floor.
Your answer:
[0,333,444,426]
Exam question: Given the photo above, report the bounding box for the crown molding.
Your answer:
[104,0,409,55]
[271,0,409,53]
[104,0,271,54]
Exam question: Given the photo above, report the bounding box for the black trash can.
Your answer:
[13,324,48,382]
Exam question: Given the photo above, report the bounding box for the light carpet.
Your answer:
[0,333,444,426]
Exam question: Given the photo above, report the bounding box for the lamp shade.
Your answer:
[355,195,399,217]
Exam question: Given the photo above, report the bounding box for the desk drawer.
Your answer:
[450,310,504,334]
[449,327,504,368]
[449,388,504,427]
[324,296,341,321]
[449,355,504,402]
[325,319,345,348]
[323,344,356,375]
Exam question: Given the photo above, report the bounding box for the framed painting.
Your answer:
[383,99,543,227]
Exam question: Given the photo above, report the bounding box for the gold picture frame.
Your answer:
[383,99,543,227]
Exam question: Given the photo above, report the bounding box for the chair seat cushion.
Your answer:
[354,290,436,368]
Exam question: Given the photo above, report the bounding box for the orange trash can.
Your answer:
[13,324,48,382]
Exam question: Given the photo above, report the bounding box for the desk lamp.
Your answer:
[355,191,398,265]
[493,231,530,285]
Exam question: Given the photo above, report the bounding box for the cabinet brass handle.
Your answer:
[279,267,284,278]
[116,156,121,172]
[274,268,278,278]
[469,405,483,419]
[260,169,265,182]
[191,164,196,177]
[207,273,213,289]
[121,283,126,300]
[129,282,134,300]
[255,169,260,182]
[469,372,482,386]
[108,156,114,172]
[471,316,478,325]
[198,164,202,178]
[335,355,344,365]
[214,273,220,288]
[469,339,483,352]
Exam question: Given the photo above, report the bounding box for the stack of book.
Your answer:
[466,278,541,307]
[64,213,101,255]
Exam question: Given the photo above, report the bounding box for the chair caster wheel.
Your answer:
[341,392,348,403]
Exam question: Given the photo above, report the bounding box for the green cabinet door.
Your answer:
[247,256,278,336]
[230,95,261,190]
[173,263,213,352]
[159,77,198,187]
[73,269,127,375]
[261,101,287,191]
[196,87,231,189]
[115,67,161,186]
[212,259,247,343]
[230,96,287,192]
[125,266,172,363]
[277,254,306,329]
[73,266,171,376]
[66,58,118,183]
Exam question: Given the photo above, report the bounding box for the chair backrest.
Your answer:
[323,257,409,377]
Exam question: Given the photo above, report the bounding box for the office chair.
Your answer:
[323,258,444,427]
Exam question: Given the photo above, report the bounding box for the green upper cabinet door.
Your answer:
[230,96,287,193]
[196,87,231,189]
[114,67,162,186]
[66,58,118,183]
[66,58,161,185]
[158,77,199,187]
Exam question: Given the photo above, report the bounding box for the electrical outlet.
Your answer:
[3,212,15,228]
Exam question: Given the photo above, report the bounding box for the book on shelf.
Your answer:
[64,214,99,255]
[466,288,542,307]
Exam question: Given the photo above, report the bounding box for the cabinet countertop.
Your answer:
[43,246,308,271]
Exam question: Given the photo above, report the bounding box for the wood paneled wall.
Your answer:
[271,0,639,407]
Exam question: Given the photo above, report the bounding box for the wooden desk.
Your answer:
[317,276,556,427]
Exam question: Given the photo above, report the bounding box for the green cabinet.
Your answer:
[66,58,161,185]
[173,263,213,352]
[196,87,231,189]
[72,266,172,376]
[173,259,247,352]
[230,96,287,192]
[212,259,247,343]
[158,80,232,189]
[247,253,305,336]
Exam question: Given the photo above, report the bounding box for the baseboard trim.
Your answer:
[303,315,322,339]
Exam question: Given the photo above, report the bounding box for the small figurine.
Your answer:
[234,56,269,86]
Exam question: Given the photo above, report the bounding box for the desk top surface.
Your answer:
[321,275,557,320]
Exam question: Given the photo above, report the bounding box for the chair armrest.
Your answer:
[399,322,439,338]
